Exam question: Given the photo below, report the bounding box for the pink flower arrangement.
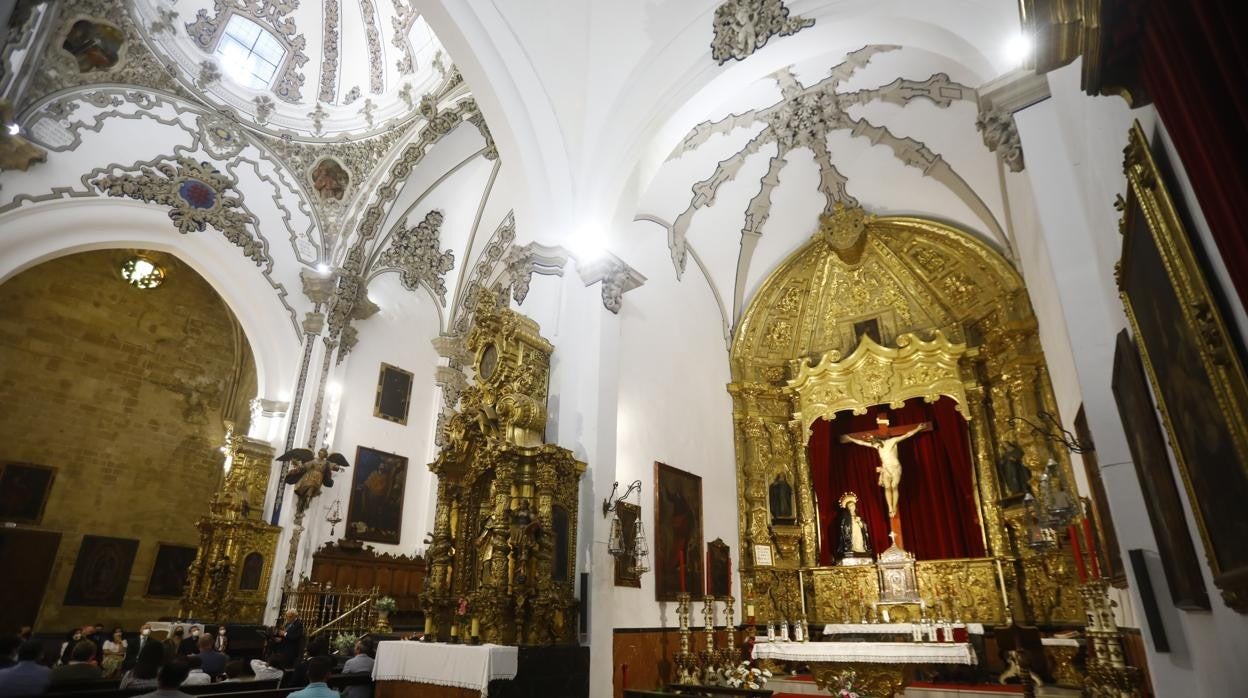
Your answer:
[456,597,470,617]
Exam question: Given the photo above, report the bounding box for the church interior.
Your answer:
[0,1,1245,697]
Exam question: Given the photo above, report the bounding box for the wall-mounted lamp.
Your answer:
[603,480,649,577]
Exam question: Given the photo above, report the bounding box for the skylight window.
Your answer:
[214,15,285,90]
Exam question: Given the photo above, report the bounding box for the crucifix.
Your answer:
[840,415,931,520]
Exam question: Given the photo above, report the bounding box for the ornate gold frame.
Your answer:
[1118,121,1248,612]
[730,205,1085,626]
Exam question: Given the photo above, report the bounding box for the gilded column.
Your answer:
[966,384,1008,557]
[790,418,818,568]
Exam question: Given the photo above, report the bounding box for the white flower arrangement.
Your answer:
[722,661,773,690]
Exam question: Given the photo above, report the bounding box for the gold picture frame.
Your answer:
[373,362,414,425]
[1118,120,1248,613]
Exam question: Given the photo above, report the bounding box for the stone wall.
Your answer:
[0,250,256,631]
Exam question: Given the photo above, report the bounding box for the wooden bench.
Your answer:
[42,673,370,698]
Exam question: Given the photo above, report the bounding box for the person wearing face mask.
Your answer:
[135,624,153,659]
[178,627,200,656]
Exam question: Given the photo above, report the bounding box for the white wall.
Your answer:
[611,220,738,631]
[1012,60,1248,698]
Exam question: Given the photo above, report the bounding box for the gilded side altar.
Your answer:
[182,433,281,623]
[422,289,584,646]
[730,205,1085,628]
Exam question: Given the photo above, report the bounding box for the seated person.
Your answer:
[0,635,20,669]
[137,660,191,698]
[289,637,331,688]
[121,637,166,690]
[178,629,200,657]
[0,640,52,697]
[288,657,339,698]
[341,638,375,698]
[195,635,227,678]
[182,656,211,686]
[49,640,102,686]
[251,656,284,682]
[221,660,254,683]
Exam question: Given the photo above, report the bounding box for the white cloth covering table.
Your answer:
[752,640,977,665]
[821,622,985,636]
[373,641,519,696]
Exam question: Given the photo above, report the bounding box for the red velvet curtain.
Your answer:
[808,396,985,563]
[1141,0,1248,311]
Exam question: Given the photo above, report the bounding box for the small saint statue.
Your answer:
[835,492,873,564]
[841,415,928,519]
[768,475,795,523]
[995,441,1032,499]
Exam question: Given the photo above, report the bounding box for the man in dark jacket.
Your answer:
[272,610,303,667]
[196,635,227,678]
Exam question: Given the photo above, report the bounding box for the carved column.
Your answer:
[967,384,1009,557]
[790,418,818,568]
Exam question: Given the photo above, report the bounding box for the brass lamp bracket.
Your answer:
[602,479,642,518]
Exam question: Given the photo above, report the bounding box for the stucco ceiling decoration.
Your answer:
[91,157,269,264]
[375,208,455,305]
[711,0,814,65]
[656,44,1008,315]
[131,0,449,141]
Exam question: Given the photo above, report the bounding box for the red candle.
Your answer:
[1083,517,1101,579]
[707,548,712,594]
[622,664,629,689]
[1068,525,1087,583]
[679,549,686,593]
[727,556,732,595]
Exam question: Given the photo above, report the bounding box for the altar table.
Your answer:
[753,641,977,697]
[373,641,518,697]
[753,640,977,665]
[821,622,985,636]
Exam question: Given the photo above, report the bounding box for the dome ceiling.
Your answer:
[133,0,447,141]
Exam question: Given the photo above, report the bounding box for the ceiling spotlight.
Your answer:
[317,262,331,274]
[6,123,18,136]
[570,228,608,263]
[1004,33,1033,67]
[121,256,165,289]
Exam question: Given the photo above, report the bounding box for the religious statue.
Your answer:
[835,492,873,564]
[277,447,351,513]
[841,416,928,518]
[768,475,795,523]
[509,499,540,584]
[995,441,1032,499]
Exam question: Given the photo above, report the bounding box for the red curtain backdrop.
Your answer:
[808,396,985,563]
[1141,0,1248,312]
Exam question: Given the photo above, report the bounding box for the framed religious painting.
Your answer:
[654,462,704,601]
[374,363,414,425]
[1118,121,1248,612]
[707,538,731,597]
[146,543,198,598]
[64,535,139,607]
[0,462,55,524]
[346,446,408,544]
[1075,407,1127,588]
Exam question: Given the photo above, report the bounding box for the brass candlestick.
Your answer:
[675,593,697,684]
[701,595,718,681]
[720,596,737,668]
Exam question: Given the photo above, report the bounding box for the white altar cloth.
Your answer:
[752,641,977,665]
[373,641,519,695]
[822,622,985,636]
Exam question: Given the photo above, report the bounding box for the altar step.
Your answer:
[766,676,1080,698]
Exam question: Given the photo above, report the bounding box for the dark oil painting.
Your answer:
[654,462,703,601]
[64,535,139,607]
[0,462,55,524]
[146,544,198,598]
[346,446,408,544]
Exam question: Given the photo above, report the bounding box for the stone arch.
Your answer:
[0,198,299,401]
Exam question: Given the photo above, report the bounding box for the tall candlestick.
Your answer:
[994,557,1010,618]
[1068,525,1088,582]
[798,569,807,617]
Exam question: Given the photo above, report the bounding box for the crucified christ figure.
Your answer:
[841,418,928,518]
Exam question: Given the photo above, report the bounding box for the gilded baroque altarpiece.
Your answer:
[730,205,1084,627]
[422,289,585,646]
